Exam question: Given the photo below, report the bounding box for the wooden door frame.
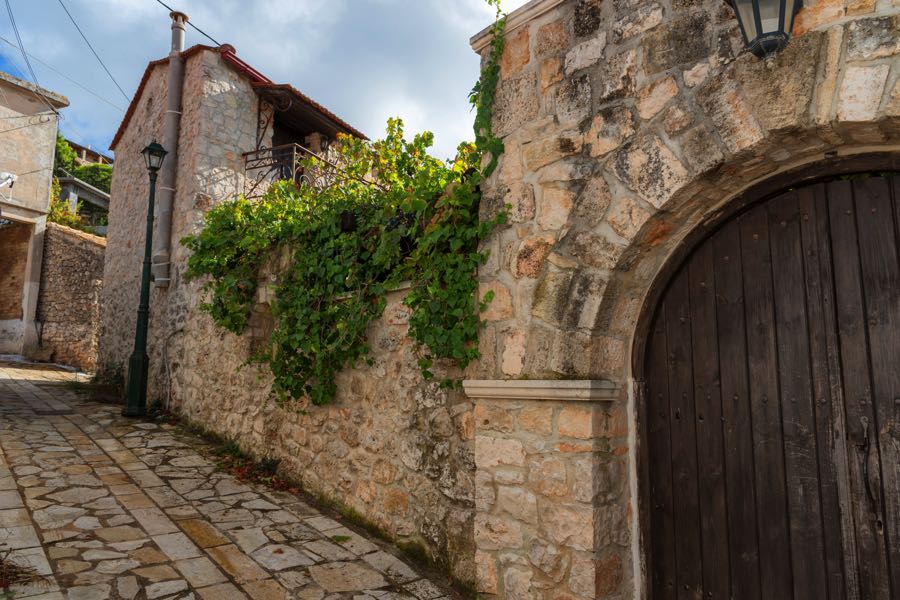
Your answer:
[631,151,900,598]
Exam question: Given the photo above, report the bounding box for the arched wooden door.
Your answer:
[642,175,899,599]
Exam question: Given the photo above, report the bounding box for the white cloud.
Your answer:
[0,0,522,159]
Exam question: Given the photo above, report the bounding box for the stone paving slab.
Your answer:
[0,363,456,600]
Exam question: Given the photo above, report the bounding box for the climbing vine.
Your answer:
[182,2,507,405]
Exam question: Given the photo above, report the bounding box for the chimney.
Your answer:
[151,10,188,287]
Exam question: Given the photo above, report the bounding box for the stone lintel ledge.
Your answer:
[463,379,618,402]
[470,0,565,53]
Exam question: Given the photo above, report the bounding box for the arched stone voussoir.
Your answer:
[597,134,900,380]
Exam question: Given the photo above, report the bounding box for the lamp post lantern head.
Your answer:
[142,141,168,173]
[728,0,802,58]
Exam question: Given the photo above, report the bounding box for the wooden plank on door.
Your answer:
[798,183,854,599]
[767,191,829,599]
[827,178,892,599]
[647,307,677,599]
[664,270,703,600]
[688,241,730,599]
[851,176,900,597]
[739,204,793,598]
[713,221,762,600]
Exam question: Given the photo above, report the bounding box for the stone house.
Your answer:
[98,1,900,598]
[0,70,68,356]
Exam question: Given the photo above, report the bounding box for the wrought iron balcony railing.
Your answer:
[242,143,313,199]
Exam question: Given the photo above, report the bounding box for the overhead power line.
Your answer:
[4,0,43,96]
[154,0,222,47]
[55,0,130,103]
[0,35,126,112]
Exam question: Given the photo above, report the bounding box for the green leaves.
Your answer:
[181,4,507,406]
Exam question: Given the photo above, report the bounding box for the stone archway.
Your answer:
[467,1,900,597]
[631,162,900,599]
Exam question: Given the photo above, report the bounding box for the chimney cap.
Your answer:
[169,11,189,23]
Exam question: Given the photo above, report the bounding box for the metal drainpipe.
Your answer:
[151,10,188,287]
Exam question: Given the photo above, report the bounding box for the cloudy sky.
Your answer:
[0,0,531,160]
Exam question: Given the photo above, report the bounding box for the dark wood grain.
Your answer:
[713,222,762,600]
[798,183,854,600]
[851,176,899,597]
[767,191,829,599]
[688,241,730,599]
[827,178,892,599]
[739,203,793,598]
[664,270,703,600]
[647,307,677,599]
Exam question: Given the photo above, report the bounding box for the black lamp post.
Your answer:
[729,0,802,58]
[122,141,168,418]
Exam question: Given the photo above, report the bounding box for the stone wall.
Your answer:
[0,221,30,321]
[35,223,105,370]
[99,48,477,583]
[467,0,900,597]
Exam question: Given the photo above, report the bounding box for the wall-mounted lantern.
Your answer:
[729,0,803,58]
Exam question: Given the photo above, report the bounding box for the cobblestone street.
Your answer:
[0,362,454,600]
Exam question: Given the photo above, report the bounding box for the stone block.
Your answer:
[697,72,765,153]
[569,555,597,598]
[574,0,603,37]
[586,105,635,158]
[572,176,613,227]
[503,181,536,224]
[642,13,712,75]
[558,407,593,439]
[539,502,594,550]
[662,104,694,136]
[565,230,623,270]
[528,539,569,582]
[496,486,538,524]
[793,0,844,35]
[553,73,593,125]
[846,16,900,59]
[592,49,636,104]
[636,76,679,120]
[539,186,576,230]
[565,34,607,75]
[493,73,540,137]
[475,402,516,433]
[523,132,584,171]
[528,456,569,497]
[734,32,821,132]
[502,329,527,375]
[613,3,664,42]
[679,125,726,176]
[536,20,570,58]
[480,281,514,322]
[837,64,890,122]
[595,550,624,596]
[475,513,524,550]
[514,235,556,278]
[606,194,651,241]
[611,135,689,209]
[541,57,564,90]
[476,550,498,593]
[532,269,575,325]
[563,270,608,329]
[476,435,526,469]
[501,28,531,78]
[517,406,554,436]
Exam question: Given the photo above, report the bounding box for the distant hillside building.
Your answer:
[0,71,68,356]
[66,138,114,166]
